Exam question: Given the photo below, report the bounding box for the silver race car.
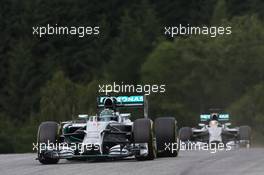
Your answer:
[179,111,251,149]
[36,95,179,164]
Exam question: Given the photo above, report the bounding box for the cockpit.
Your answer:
[98,109,118,122]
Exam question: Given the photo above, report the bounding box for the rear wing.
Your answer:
[200,114,211,122]
[218,114,229,121]
[97,95,148,118]
[200,114,230,122]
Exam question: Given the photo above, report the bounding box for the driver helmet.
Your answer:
[99,109,118,122]
[211,113,219,121]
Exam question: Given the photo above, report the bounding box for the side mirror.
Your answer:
[120,113,131,118]
[198,123,205,127]
[120,113,131,122]
[225,122,231,127]
[78,114,89,119]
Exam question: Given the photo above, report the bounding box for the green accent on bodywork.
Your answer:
[200,113,230,122]
[200,114,211,121]
[219,114,229,121]
[99,95,144,104]
[66,136,83,143]
[63,127,84,143]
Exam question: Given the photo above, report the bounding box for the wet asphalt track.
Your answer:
[0,148,263,175]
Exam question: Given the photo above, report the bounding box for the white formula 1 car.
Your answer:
[179,112,251,149]
[36,95,179,164]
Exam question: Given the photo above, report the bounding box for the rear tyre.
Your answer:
[37,121,59,164]
[239,125,251,148]
[155,117,178,157]
[133,118,156,161]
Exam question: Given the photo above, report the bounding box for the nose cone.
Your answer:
[209,120,218,127]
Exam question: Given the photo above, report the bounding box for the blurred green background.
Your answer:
[0,0,264,153]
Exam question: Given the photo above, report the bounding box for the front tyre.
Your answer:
[155,117,178,157]
[133,118,156,161]
[37,121,59,164]
[239,125,251,148]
